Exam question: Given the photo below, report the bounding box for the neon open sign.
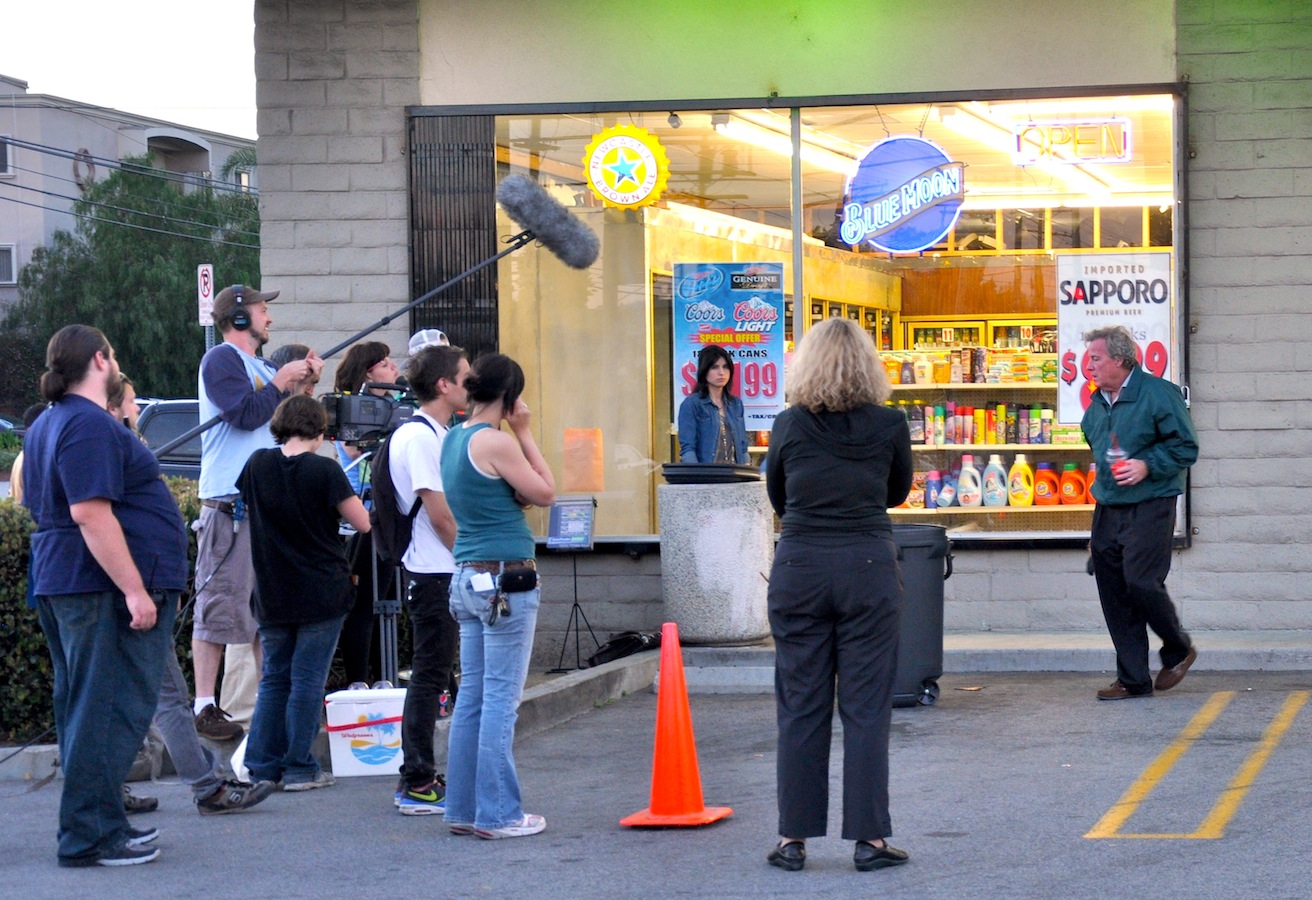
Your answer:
[1013,119,1131,164]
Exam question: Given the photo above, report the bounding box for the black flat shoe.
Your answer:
[854,840,909,871]
[767,840,805,871]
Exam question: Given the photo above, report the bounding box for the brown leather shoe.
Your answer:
[1097,681,1153,701]
[1155,647,1198,692]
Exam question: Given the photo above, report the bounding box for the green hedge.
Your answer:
[0,478,200,743]
[0,476,410,743]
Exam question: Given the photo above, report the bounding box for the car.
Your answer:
[136,399,202,480]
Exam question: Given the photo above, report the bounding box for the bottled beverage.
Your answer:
[982,454,1009,507]
[957,455,983,507]
[1059,462,1086,505]
[438,691,451,717]
[926,470,942,509]
[1008,454,1034,506]
[1106,434,1129,478]
[1034,462,1061,505]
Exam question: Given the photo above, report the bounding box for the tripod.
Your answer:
[550,553,600,673]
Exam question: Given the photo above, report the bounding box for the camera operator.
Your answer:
[191,285,323,742]
[388,344,470,815]
[332,341,403,686]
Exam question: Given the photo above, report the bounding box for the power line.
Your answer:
[0,179,261,240]
[0,193,261,250]
[3,159,259,230]
[1,135,256,196]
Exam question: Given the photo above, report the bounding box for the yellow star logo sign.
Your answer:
[583,124,670,209]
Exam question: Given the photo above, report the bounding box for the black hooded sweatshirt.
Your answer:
[765,403,912,539]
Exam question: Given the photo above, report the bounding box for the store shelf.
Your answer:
[893,504,1093,515]
[748,446,769,455]
[890,382,1057,392]
[911,443,1089,452]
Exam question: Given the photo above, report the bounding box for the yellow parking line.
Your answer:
[1086,691,1309,840]
[1191,690,1309,839]
[1084,692,1234,839]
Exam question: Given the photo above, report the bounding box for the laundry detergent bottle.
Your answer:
[957,455,983,508]
[1008,453,1035,506]
[1034,461,1060,505]
[982,453,1009,507]
[1060,462,1086,505]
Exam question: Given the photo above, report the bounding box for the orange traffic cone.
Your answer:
[620,622,733,827]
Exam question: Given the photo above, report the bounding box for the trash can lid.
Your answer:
[661,463,761,484]
[892,523,950,550]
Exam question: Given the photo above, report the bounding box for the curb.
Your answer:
[0,651,661,783]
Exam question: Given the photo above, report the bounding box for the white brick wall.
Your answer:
[1176,0,1312,628]
[255,0,418,384]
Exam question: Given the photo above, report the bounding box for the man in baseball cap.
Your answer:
[407,329,449,357]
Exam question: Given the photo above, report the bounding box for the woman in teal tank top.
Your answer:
[439,354,556,840]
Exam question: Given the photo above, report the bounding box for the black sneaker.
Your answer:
[122,784,159,814]
[194,704,245,741]
[59,842,161,868]
[125,825,159,849]
[197,779,276,816]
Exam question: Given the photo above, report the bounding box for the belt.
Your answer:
[201,499,236,515]
[461,559,536,575]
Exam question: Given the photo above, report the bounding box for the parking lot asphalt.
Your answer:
[3,670,1311,899]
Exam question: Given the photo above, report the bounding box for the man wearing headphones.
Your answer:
[191,285,323,740]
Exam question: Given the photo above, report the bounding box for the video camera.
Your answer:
[321,382,418,447]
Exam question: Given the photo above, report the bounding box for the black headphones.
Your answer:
[229,284,250,331]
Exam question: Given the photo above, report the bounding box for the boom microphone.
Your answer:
[496,174,600,269]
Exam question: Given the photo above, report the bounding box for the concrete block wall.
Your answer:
[533,551,665,670]
[1174,1,1312,630]
[254,0,419,382]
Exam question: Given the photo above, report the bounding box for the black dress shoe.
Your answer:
[767,840,805,871]
[855,840,909,871]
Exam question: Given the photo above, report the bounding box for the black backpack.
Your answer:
[367,416,437,563]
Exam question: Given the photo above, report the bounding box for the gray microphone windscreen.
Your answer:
[496,174,600,269]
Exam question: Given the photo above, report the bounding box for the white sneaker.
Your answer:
[474,814,546,840]
[283,771,335,792]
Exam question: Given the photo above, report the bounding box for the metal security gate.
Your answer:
[407,115,499,359]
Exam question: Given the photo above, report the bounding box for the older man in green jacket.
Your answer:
[1081,325,1199,701]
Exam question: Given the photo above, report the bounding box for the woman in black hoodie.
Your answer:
[763,317,912,874]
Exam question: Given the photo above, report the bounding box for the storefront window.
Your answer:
[470,91,1180,541]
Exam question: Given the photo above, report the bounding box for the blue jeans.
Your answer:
[245,616,344,785]
[38,590,177,863]
[154,646,222,801]
[444,567,540,829]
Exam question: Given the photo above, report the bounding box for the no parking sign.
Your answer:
[197,264,214,326]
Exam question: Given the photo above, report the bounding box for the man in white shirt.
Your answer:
[387,344,470,815]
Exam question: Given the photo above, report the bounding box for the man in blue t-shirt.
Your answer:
[191,285,322,741]
[23,325,188,867]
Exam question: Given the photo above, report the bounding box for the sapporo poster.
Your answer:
[1056,252,1175,424]
[672,262,786,432]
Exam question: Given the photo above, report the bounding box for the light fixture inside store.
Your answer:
[711,113,857,177]
[668,112,682,129]
[937,103,1122,201]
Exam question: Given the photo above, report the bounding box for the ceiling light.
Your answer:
[712,115,857,177]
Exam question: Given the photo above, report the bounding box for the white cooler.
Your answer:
[323,687,407,777]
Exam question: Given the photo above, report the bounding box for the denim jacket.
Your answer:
[677,392,749,464]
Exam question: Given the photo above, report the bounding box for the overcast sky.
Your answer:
[5,1,257,139]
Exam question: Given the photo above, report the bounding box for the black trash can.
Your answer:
[892,524,951,707]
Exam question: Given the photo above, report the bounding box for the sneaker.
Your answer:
[197,779,276,815]
[125,825,159,849]
[283,771,335,792]
[474,814,546,840]
[194,704,245,742]
[59,843,160,868]
[398,777,446,816]
[122,784,159,815]
[448,822,475,836]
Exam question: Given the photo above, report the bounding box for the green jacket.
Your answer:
[1081,368,1198,506]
